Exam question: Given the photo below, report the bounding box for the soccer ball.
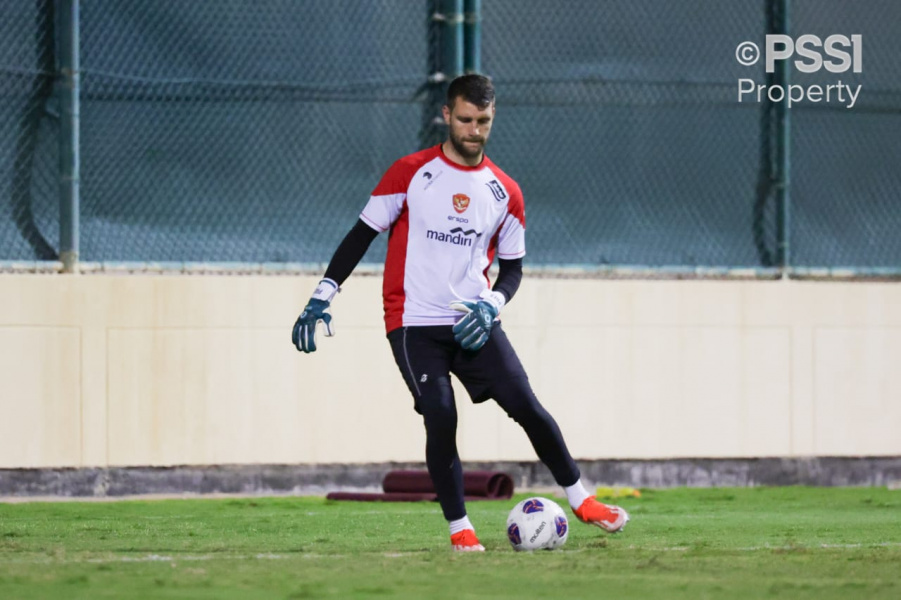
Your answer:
[506,497,569,551]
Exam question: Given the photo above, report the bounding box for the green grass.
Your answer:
[1,487,900,599]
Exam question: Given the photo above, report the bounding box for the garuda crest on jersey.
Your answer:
[452,193,471,214]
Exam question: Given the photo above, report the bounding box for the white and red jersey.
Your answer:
[360,144,525,333]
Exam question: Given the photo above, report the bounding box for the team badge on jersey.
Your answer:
[452,193,471,213]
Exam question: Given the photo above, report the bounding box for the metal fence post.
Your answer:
[463,0,481,74]
[441,0,464,79]
[58,0,80,273]
[773,0,791,274]
[420,0,464,149]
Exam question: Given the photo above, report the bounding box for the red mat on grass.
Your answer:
[325,470,514,502]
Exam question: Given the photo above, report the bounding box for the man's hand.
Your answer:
[292,279,339,353]
[449,290,505,351]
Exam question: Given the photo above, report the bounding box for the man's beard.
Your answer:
[449,130,485,160]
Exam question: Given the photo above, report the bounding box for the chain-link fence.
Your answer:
[0,0,59,262]
[1,1,899,273]
[76,0,429,264]
[789,0,901,271]
[484,0,769,268]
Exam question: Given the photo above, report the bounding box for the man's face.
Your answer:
[443,98,495,161]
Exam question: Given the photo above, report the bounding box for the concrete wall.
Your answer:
[1,273,899,469]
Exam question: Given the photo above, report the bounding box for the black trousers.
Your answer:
[387,323,580,521]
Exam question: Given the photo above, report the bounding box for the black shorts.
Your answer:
[387,323,529,411]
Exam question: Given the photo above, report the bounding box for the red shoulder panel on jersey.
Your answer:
[383,203,410,333]
[371,145,441,196]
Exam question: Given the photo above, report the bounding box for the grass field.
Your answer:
[1,486,900,599]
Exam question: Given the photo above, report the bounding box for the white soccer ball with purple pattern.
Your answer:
[506,496,569,551]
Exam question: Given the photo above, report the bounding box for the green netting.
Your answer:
[1,1,898,271]
[482,1,768,267]
[0,0,59,261]
[77,0,423,264]
[789,1,901,269]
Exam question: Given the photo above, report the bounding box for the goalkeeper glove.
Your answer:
[449,290,506,351]
[292,278,339,353]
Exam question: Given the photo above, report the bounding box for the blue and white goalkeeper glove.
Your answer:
[292,278,339,353]
[450,290,506,351]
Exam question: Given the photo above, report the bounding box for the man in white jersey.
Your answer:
[293,74,628,551]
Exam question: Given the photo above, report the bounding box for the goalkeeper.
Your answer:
[292,74,629,551]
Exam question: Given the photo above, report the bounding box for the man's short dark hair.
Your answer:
[446,74,495,109]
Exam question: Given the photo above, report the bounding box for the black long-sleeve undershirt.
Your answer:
[323,219,378,286]
[492,256,523,304]
[322,218,524,304]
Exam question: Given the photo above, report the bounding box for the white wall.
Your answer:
[1,273,899,469]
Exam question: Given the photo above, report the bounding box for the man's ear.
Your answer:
[442,104,451,125]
